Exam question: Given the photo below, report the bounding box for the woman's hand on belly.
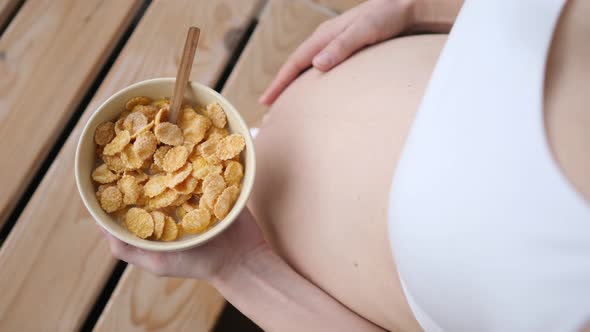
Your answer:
[259,0,415,106]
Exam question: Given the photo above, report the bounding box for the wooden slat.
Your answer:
[94,1,333,331]
[0,0,141,228]
[0,0,23,30]
[310,0,365,13]
[223,0,335,127]
[95,268,226,332]
[0,0,261,331]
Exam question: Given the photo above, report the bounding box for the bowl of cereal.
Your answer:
[75,78,255,252]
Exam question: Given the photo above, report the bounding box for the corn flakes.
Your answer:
[144,174,169,197]
[149,163,163,174]
[152,98,170,109]
[183,142,195,155]
[120,144,143,170]
[205,102,227,128]
[203,173,225,192]
[162,146,189,173]
[137,192,149,206]
[177,222,185,238]
[95,122,116,146]
[207,127,229,141]
[96,184,109,198]
[182,202,196,212]
[155,122,184,146]
[100,186,123,213]
[224,161,244,185]
[171,194,191,206]
[133,104,158,122]
[117,175,141,205]
[159,216,178,241]
[197,138,220,164]
[114,117,126,135]
[133,131,157,160]
[176,205,188,220]
[140,157,152,170]
[213,185,240,220]
[168,162,192,188]
[92,95,246,241]
[125,207,154,238]
[96,145,104,158]
[92,164,120,184]
[103,154,126,173]
[130,121,154,139]
[147,189,178,210]
[125,170,148,183]
[179,109,211,144]
[125,96,152,111]
[177,107,197,129]
[150,211,166,240]
[181,208,211,234]
[155,106,168,126]
[174,176,198,195]
[194,179,203,195]
[216,134,245,160]
[103,130,131,156]
[153,146,171,169]
[191,156,222,180]
[201,173,226,209]
[123,112,148,136]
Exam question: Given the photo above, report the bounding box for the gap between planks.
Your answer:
[0,0,25,36]
[0,0,145,239]
[0,0,265,331]
[94,0,335,330]
[0,0,150,244]
[0,0,337,329]
[75,3,154,330]
[83,9,261,332]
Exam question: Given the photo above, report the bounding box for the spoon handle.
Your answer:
[169,26,200,124]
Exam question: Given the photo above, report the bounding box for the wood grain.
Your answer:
[95,2,333,330]
[310,0,366,13]
[223,0,335,127]
[94,1,334,330]
[94,268,226,332]
[0,0,261,330]
[0,0,141,229]
[0,0,23,31]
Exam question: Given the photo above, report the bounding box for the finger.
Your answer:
[259,23,344,106]
[102,232,139,263]
[312,21,378,71]
[102,232,166,273]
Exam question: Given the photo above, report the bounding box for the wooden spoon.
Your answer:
[168,26,200,124]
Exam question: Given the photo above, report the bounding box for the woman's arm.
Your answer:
[412,0,464,33]
[102,209,385,331]
[212,243,386,332]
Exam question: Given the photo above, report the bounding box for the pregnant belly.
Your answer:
[248,35,446,331]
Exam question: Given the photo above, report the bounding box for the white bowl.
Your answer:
[75,78,256,252]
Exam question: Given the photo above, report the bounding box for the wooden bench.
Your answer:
[0,0,359,330]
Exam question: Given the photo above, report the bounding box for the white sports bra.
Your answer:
[388,0,590,331]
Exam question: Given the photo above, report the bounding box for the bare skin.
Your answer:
[102,0,589,331]
[251,0,589,331]
[545,0,590,202]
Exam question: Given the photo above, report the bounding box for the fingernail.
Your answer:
[313,52,332,68]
